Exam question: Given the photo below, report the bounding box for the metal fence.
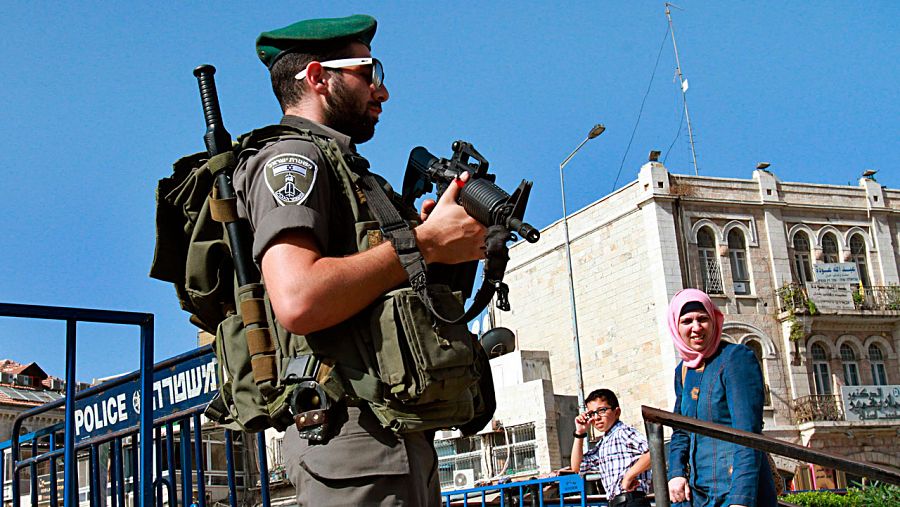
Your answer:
[777,282,900,313]
[0,303,274,507]
[791,395,845,424]
[440,474,594,507]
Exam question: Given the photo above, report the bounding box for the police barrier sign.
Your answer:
[74,352,217,442]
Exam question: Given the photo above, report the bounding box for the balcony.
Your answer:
[777,283,900,314]
[792,395,845,424]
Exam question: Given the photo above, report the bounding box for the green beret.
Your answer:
[256,14,377,69]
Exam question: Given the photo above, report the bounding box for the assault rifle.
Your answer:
[402,141,540,244]
[400,141,540,323]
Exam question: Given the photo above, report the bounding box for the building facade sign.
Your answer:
[74,351,218,442]
[841,385,900,421]
[805,283,855,310]
[813,263,860,283]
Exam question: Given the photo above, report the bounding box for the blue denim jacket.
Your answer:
[667,342,776,506]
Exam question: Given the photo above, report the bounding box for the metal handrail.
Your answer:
[642,405,900,507]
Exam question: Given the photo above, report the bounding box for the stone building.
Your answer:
[492,162,899,488]
[433,350,578,489]
[1,360,66,507]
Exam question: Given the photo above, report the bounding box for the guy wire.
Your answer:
[611,25,671,192]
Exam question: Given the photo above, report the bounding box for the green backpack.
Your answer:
[150,124,496,436]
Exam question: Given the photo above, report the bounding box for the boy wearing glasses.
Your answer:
[238,14,487,507]
[570,389,653,507]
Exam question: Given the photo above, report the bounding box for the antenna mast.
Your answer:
[665,2,699,175]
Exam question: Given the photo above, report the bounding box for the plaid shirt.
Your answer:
[579,420,652,496]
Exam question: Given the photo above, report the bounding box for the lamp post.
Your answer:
[559,124,605,413]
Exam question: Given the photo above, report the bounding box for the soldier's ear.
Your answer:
[304,62,330,94]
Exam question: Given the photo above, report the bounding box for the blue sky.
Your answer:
[1,2,897,381]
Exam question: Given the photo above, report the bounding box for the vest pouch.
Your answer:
[213,313,272,432]
[371,286,479,406]
[368,393,476,433]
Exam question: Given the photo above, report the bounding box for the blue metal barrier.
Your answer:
[441,474,597,507]
[0,303,154,507]
[0,303,271,507]
[0,343,273,507]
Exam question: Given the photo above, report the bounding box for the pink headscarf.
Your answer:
[667,288,725,368]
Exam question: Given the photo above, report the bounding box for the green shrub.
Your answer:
[782,484,900,507]
[851,483,900,505]
[782,490,856,507]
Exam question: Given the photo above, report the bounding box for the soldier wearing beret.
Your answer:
[235,15,486,506]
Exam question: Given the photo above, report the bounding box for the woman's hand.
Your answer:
[668,477,691,503]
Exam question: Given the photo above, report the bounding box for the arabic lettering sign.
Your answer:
[840,385,900,422]
[74,351,217,442]
[806,283,855,310]
[813,263,860,283]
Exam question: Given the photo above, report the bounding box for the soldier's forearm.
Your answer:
[263,232,407,335]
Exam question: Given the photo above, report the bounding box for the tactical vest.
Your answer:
[151,124,495,436]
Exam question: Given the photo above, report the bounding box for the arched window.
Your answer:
[821,233,840,264]
[728,229,751,295]
[793,232,814,284]
[868,344,888,385]
[840,343,860,386]
[697,227,723,294]
[811,344,832,395]
[849,234,871,287]
[746,340,771,406]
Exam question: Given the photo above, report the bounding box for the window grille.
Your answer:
[697,227,723,294]
[490,424,538,476]
[436,435,484,488]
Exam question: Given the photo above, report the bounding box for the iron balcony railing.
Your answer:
[642,406,900,507]
[777,282,900,313]
[792,394,845,424]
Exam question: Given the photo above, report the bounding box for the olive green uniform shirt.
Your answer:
[232,115,440,506]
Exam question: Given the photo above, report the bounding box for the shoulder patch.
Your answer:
[263,153,318,206]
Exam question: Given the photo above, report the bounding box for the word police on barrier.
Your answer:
[74,351,217,442]
[813,263,860,284]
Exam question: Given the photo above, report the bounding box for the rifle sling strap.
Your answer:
[357,173,497,325]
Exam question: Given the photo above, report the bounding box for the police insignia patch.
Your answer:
[263,153,318,206]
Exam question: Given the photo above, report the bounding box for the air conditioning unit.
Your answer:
[453,469,476,490]
[733,282,749,294]
[0,372,13,384]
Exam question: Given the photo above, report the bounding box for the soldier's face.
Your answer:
[323,43,389,144]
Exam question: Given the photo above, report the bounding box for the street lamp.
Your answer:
[559,123,605,413]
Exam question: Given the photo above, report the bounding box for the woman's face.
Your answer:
[678,309,713,352]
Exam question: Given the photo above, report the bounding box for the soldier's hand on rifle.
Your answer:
[414,171,486,265]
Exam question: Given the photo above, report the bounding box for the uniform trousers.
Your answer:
[283,404,440,506]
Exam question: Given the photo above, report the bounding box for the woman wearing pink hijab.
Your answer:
[665,289,776,507]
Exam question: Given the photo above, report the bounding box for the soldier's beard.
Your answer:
[323,77,378,144]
